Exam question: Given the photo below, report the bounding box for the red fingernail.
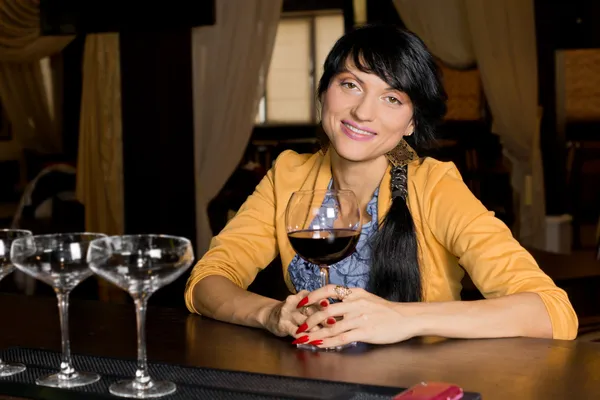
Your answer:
[292,335,309,345]
[296,323,308,334]
[308,340,323,346]
[320,300,328,307]
[327,317,336,325]
[296,297,309,308]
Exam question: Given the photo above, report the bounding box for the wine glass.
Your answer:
[87,234,194,398]
[10,232,106,387]
[0,229,32,377]
[286,189,361,351]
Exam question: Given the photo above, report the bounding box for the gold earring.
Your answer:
[385,138,419,167]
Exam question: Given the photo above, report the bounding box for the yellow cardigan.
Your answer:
[184,150,578,340]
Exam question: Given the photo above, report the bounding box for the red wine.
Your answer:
[287,229,360,266]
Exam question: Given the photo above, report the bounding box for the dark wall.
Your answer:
[40,0,215,34]
[60,36,85,162]
[366,0,404,26]
[119,31,196,243]
[118,31,197,308]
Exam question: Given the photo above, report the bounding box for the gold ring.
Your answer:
[334,285,352,301]
[300,306,310,316]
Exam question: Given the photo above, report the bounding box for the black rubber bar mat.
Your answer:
[0,347,481,399]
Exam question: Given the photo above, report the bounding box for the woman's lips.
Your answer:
[340,121,376,142]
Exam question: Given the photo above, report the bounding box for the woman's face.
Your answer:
[321,63,414,163]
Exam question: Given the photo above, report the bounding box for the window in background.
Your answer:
[255,12,345,125]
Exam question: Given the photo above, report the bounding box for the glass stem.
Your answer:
[56,289,76,379]
[133,294,151,389]
[319,266,329,288]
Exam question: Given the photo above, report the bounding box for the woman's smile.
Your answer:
[340,120,377,142]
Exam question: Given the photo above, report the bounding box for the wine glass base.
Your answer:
[297,341,358,352]
[0,362,26,377]
[109,379,176,398]
[36,371,101,388]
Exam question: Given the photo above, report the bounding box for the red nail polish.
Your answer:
[308,340,323,346]
[296,297,309,308]
[292,335,309,345]
[320,300,328,307]
[327,317,336,325]
[296,323,308,334]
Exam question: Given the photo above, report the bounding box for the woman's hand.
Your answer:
[262,290,328,338]
[291,285,419,347]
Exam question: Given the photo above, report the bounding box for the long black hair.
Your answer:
[317,24,447,302]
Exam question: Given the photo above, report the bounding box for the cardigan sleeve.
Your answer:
[184,163,279,314]
[422,162,578,340]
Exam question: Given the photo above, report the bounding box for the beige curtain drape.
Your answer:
[394,0,546,248]
[75,34,124,237]
[466,0,545,249]
[0,0,73,153]
[192,0,282,254]
[393,0,475,69]
[75,33,124,303]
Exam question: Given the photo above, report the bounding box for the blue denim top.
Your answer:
[287,180,379,292]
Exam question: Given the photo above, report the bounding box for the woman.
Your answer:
[185,24,578,347]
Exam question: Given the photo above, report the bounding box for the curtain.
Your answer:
[0,0,73,153]
[394,0,546,248]
[192,0,282,254]
[393,0,475,69]
[75,33,124,237]
[75,33,125,303]
[465,0,545,249]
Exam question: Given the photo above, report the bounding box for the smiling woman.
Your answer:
[322,67,415,157]
[184,24,578,347]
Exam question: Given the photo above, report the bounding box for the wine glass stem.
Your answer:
[319,266,329,288]
[0,275,7,370]
[133,296,151,388]
[56,290,76,379]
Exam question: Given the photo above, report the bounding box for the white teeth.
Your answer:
[344,122,374,136]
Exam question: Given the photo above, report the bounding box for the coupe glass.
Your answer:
[0,229,32,377]
[285,189,361,351]
[88,234,194,398]
[11,232,106,387]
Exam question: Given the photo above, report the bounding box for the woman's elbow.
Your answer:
[184,284,204,316]
[535,291,579,341]
[553,308,579,341]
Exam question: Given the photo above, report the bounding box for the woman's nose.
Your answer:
[351,96,375,122]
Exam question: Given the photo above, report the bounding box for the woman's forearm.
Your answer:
[191,275,279,329]
[402,292,553,339]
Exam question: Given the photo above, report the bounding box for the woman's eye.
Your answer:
[341,82,357,89]
[386,96,401,105]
